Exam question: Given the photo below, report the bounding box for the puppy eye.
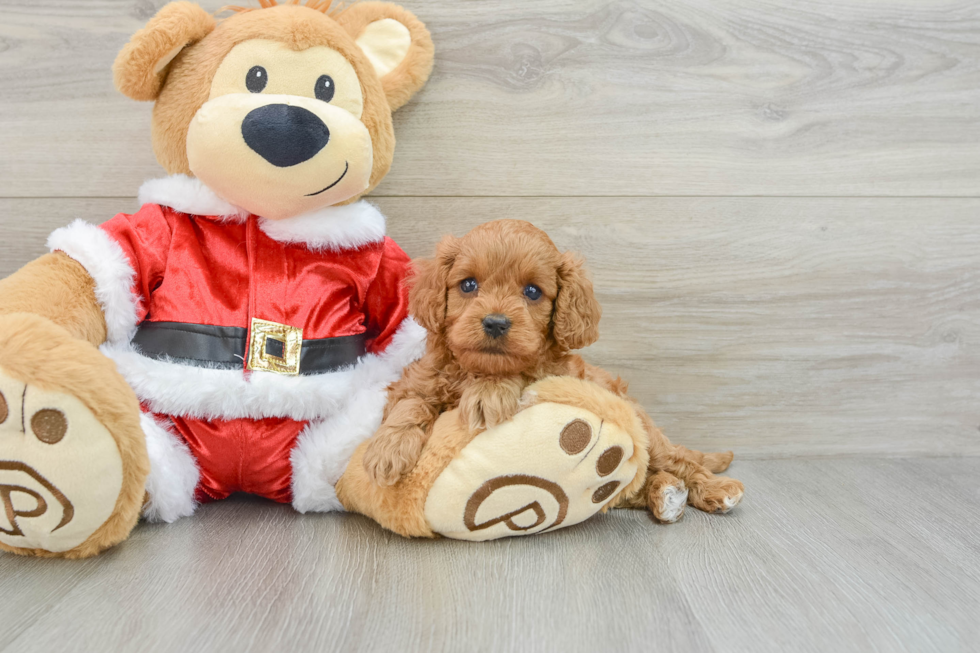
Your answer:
[315,75,335,102]
[246,66,268,93]
[523,284,543,301]
[459,278,478,294]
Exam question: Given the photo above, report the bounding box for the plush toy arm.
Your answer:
[457,377,524,431]
[362,237,412,354]
[40,207,174,348]
[1,204,174,350]
[0,253,106,345]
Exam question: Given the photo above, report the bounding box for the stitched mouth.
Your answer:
[305,161,349,196]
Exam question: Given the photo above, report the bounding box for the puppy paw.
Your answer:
[457,401,486,433]
[458,379,523,432]
[362,425,426,487]
[647,471,688,524]
[689,477,744,514]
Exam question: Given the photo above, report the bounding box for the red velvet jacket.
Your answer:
[101,202,410,355]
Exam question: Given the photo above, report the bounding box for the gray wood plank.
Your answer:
[1,0,979,197]
[0,458,977,653]
[1,196,977,457]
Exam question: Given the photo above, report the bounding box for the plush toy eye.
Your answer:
[523,284,543,301]
[246,66,268,93]
[460,278,478,294]
[315,75,335,102]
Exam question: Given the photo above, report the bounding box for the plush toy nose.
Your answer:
[482,314,511,339]
[241,104,330,167]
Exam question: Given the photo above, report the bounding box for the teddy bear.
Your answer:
[0,0,675,557]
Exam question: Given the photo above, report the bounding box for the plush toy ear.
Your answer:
[338,2,435,111]
[113,1,215,101]
[409,235,459,333]
[552,252,602,352]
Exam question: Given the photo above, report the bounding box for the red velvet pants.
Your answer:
[156,413,308,503]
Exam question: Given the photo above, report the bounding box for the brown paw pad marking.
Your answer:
[559,419,591,454]
[0,391,67,445]
[0,462,74,537]
[464,475,570,533]
[0,393,73,537]
[559,419,626,503]
[596,446,623,476]
[592,448,623,501]
[31,409,68,445]
[592,481,620,503]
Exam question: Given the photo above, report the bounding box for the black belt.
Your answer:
[131,321,366,376]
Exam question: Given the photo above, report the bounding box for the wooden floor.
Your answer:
[1,458,977,653]
[1,0,979,651]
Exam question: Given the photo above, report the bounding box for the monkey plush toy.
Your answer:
[0,1,664,558]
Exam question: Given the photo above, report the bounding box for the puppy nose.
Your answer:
[482,314,511,339]
[241,104,330,167]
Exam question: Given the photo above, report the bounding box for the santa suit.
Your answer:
[47,176,425,522]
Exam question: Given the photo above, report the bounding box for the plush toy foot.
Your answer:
[646,471,688,523]
[0,314,148,558]
[337,377,651,540]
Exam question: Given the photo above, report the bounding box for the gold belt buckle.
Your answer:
[246,317,303,375]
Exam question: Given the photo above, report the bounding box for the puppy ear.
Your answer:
[113,2,215,101]
[338,2,435,111]
[409,235,459,333]
[553,252,602,351]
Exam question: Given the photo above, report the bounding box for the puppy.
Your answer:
[363,220,743,521]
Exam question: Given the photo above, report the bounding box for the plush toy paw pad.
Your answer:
[0,369,124,554]
[424,402,640,541]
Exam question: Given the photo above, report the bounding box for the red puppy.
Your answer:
[363,220,743,521]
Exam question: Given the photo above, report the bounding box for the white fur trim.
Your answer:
[47,220,140,345]
[290,386,389,513]
[101,318,426,421]
[257,202,386,252]
[137,175,386,251]
[138,175,248,220]
[140,413,200,523]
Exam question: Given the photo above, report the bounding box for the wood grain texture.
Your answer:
[1,0,979,197]
[2,3,978,651]
[2,196,977,457]
[0,458,976,653]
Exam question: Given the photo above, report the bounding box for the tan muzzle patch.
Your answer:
[187,93,373,220]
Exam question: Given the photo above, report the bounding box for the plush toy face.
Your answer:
[114,1,434,220]
[410,220,603,376]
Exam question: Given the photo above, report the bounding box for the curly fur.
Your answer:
[362,219,744,519]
